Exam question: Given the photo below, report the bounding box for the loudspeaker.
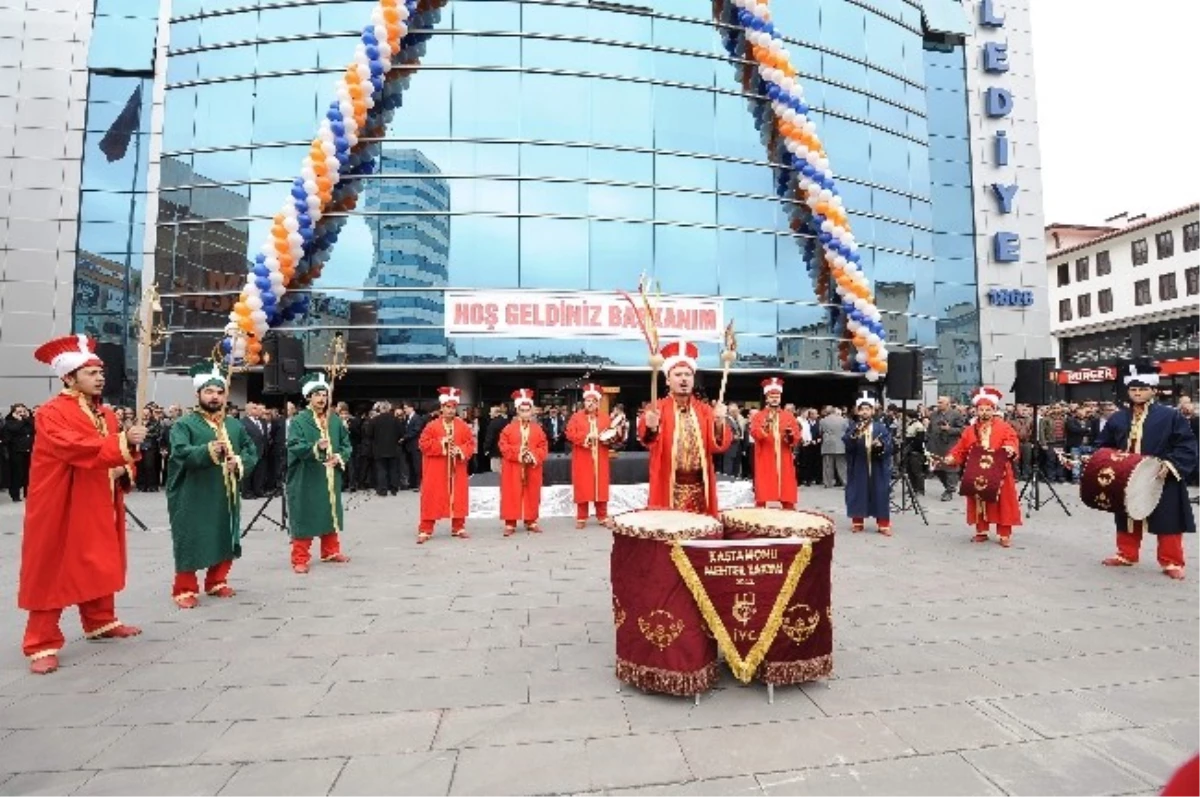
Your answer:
[95,342,125,398]
[262,334,304,394]
[1013,357,1056,406]
[884,349,922,401]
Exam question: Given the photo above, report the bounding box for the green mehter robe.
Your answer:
[166,410,258,572]
[286,409,352,539]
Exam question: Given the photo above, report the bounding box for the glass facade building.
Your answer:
[151,0,976,388]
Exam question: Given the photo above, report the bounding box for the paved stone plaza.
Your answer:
[0,482,1196,796]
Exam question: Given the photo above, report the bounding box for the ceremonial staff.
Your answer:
[208,329,247,506]
[716,320,737,406]
[619,275,663,403]
[320,332,349,531]
[134,283,168,411]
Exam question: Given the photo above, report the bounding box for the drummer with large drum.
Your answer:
[937,386,1023,548]
[638,340,731,517]
[1094,359,1196,580]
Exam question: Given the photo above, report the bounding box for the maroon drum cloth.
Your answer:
[611,533,720,696]
[959,444,1005,503]
[760,534,834,684]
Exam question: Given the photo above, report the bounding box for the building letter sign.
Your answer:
[982,0,1019,264]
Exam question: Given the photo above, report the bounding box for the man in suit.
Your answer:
[541,407,564,454]
[400,402,425,490]
[267,407,286,489]
[819,406,848,488]
[369,401,402,496]
[484,405,509,473]
[927,395,965,501]
[240,403,270,499]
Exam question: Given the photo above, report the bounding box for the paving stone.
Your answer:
[676,716,914,780]
[756,752,1005,796]
[331,752,458,796]
[13,663,129,696]
[106,661,226,692]
[101,688,223,726]
[434,697,630,749]
[0,770,99,796]
[218,759,345,796]
[196,713,441,763]
[194,683,332,721]
[521,622,592,647]
[275,615,376,637]
[962,738,1152,796]
[204,655,336,688]
[874,704,1032,754]
[486,645,558,675]
[868,641,982,673]
[608,776,763,796]
[451,741,591,796]
[988,692,1132,737]
[87,722,233,769]
[622,683,822,734]
[556,642,613,670]
[313,672,528,714]
[0,725,127,773]
[325,650,489,682]
[586,734,693,790]
[1077,726,1196,790]
[1082,677,1200,725]
[957,633,1072,664]
[800,669,1010,715]
[181,619,290,641]
[0,691,128,729]
[74,765,237,796]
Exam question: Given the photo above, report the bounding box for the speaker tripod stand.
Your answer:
[1017,406,1071,516]
[242,485,288,538]
[888,401,928,525]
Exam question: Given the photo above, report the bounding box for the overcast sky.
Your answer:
[1029,0,1200,225]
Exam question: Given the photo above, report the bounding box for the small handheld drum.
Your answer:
[718,506,835,685]
[598,428,618,444]
[1081,448,1164,521]
[610,509,723,696]
[958,444,1006,503]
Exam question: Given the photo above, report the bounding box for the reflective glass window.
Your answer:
[864,12,905,75]
[521,73,590,141]
[521,218,588,289]
[589,220,652,290]
[653,85,716,154]
[520,180,587,217]
[452,72,521,138]
[90,14,157,71]
[592,79,653,147]
[258,5,320,39]
[819,1,867,60]
[655,226,717,295]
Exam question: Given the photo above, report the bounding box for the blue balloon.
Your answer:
[362,28,378,46]
[252,265,269,278]
[262,293,277,307]
[220,338,232,353]
[254,253,267,265]
[300,227,314,242]
[255,277,271,291]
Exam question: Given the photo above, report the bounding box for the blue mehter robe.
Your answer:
[1094,402,1196,535]
[844,419,893,521]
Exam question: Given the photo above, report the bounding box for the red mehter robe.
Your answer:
[499,419,548,522]
[565,410,612,504]
[637,396,731,517]
[418,417,476,520]
[19,391,139,612]
[749,408,801,505]
[947,418,1023,527]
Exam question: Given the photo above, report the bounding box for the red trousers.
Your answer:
[577,502,609,520]
[976,522,1012,538]
[758,501,796,510]
[418,518,465,534]
[23,594,118,659]
[1116,523,1185,569]
[290,534,342,566]
[173,560,233,597]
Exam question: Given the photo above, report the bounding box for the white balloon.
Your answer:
[283,216,299,232]
[287,232,303,248]
[304,180,319,195]
[272,284,286,298]
[854,298,868,311]
[867,332,881,346]
[397,3,410,19]
[250,309,267,322]
[855,352,868,364]
[306,194,321,210]
[269,270,285,284]
[246,295,263,311]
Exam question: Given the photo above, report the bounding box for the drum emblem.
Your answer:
[978,453,994,470]
[1110,452,1129,462]
[1095,492,1111,510]
[973,475,990,492]
[638,610,685,650]
[732,593,757,626]
[781,603,821,644]
[612,597,626,629]
[1096,467,1116,487]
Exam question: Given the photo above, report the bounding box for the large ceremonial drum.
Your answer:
[719,507,835,685]
[958,444,1006,503]
[610,509,724,696]
[1081,447,1164,521]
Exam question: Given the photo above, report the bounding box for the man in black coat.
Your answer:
[2,404,35,502]
[241,402,271,499]
[483,405,509,472]
[400,402,425,490]
[369,401,403,496]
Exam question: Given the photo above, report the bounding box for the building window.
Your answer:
[1075,256,1089,281]
[1059,298,1073,321]
[1098,288,1113,313]
[1135,278,1151,305]
[1096,250,1111,276]
[1056,263,1070,286]
[1185,222,1199,253]
[1159,272,1178,301]
[1132,238,1148,265]
[1156,230,1174,260]
[1077,293,1091,318]
[1187,266,1199,296]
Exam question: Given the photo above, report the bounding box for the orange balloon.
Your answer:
[233,302,248,316]
[238,317,254,332]
[383,6,400,23]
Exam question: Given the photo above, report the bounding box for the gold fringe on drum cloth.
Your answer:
[615,658,721,696]
[670,542,813,684]
[760,653,833,685]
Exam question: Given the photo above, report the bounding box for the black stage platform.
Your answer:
[469,452,649,487]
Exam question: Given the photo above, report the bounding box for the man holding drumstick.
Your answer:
[638,340,730,517]
[1095,360,1196,580]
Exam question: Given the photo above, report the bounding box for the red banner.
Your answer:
[670,539,812,683]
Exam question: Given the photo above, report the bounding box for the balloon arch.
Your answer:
[223,0,889,380]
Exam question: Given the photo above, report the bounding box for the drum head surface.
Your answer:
[611,509,724,540]
[1125,458,1165,521]
[721,506,835,539]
